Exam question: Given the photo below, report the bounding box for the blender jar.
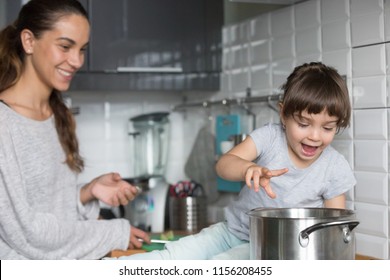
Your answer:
[129,112,170,177]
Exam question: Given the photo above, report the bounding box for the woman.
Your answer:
[0,0,149,260]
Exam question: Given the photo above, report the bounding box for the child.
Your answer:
[118,62,356,260]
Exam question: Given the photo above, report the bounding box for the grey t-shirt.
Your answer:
[0,102,130,259]
[225,123,356,241]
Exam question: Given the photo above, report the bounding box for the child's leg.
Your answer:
[118,222,246,260]
[211,243,250,260]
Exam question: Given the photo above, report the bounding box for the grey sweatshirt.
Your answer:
[0,102,130,259]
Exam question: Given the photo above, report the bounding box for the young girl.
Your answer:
[0,0,149,260]
[118,62,356,260]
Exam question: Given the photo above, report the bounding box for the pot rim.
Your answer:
[247,207,356,220]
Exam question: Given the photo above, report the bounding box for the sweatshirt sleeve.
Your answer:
[322,152,356,200]
[76,183,100,220]
[0,124,130,260]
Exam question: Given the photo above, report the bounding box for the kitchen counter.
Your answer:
[108,249,380,260]
[108,248,146,258]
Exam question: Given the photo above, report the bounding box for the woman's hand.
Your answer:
[81,172,139,206]
[245,165,288,198]
[128,226,150,249]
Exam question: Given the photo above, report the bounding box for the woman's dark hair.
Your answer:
[280,62,351,130]
[0,0,88,173]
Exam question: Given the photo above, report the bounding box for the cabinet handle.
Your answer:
[116,66,183,73]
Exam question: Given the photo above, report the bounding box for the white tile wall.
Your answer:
[355,171,388,205]
[352,76,386,108]
[321,0,350,23]
[270,7,294,37]
[322,49,352,77]
[354,140,387,172]
[271,59,295,89]
[250,40,271,65]
[250,65,271,91]
[271,35,295,61]
[351,12,384,47]
[355,202,388,237]
[351,0,385,47]
[354,109,387,139]
[385,0,390,41]
[249,13,270,42]
[352,44,386,77]
[350,0,384,16]
[295,27,321,56]
[71,91,187,185]
[294,0,320,30]
[218,0,390,259]
[322,20,351,51]
[356,233,388,259]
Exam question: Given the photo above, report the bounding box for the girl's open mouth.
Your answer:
[301,143,318,157]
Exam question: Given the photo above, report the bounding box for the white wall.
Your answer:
[219,0,389,259]
[70,91,188,185]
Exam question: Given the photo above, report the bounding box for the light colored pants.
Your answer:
[118,222,249,260]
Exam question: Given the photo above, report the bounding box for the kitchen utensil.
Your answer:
[169,180,204,198]
[169,196,208,232]
[248,207,359,260]
[138,238,171,244]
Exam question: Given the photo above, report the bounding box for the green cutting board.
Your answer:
[141,234,183,252]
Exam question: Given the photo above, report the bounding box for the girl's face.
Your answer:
[281,109,338,168]
[28,14,89,92]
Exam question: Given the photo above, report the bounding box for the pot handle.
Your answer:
[299,220,359,248]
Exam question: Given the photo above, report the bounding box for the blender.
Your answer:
[124,112,170,233]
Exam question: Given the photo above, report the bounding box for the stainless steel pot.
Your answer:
[248,207,359,260]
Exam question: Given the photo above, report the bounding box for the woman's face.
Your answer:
[282,109,338,168]
[28,14,89,92]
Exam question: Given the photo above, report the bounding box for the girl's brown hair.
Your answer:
[0,0,88,173]
[280,62,351,130]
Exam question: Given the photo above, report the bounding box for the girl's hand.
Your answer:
[245,165,288,198]
[89,172,139,207]
[128,226,150,249]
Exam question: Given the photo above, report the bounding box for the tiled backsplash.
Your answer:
[69,91,188,185]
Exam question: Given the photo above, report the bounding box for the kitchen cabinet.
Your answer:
[2,0,21,26]
[70,0,223,91]
[88,0,182,72]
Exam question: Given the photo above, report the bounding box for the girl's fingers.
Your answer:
[270,168,289,177]
[252,171,261,192]
[263,184,276,198]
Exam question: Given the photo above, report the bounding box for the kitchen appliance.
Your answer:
[129,112,170,177]
[124,112,171,233]
[215,115,242,192]
[248,207,359,260]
